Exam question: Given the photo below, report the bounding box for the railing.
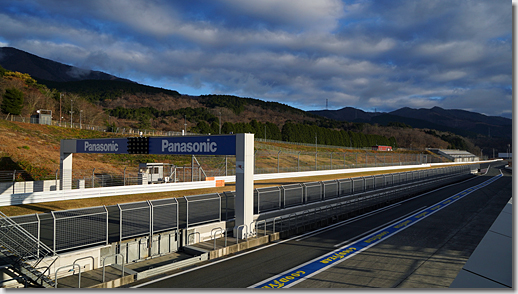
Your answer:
[0,211,58,287]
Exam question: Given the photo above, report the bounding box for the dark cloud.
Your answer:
[0,0,512,118]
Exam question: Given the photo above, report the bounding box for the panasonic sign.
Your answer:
[149,135,236,155]
[76,138,128,154]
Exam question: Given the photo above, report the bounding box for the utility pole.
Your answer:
[219,112,222,134]
[315,133,318,170]
[59,93,62,125]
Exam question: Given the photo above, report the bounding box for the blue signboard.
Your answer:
[76,138,128,154]
[149,135,236,155]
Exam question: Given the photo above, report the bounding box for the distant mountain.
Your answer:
[391,106,511,127]
[309,107,380,122]
[389,107,511,139]
[310,106,511,139]
[0,47,132,83]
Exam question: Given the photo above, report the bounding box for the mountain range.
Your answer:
[0,46,512,141]
[309,107,511,139]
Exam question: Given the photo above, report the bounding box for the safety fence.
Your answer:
[252,165,471,214]
[186,194,221,227]
[52,206,108,252]
[260,166,477,237]
[6,164,477,255]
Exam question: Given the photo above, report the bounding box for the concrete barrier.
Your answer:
[88,275,134,288]
[0,180,218,206]
[214,160,499,183]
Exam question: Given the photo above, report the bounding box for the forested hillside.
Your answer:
[1,64,484,154]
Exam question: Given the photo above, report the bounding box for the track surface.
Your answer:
[130,162,511,288]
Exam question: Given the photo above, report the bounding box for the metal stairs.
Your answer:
[0,211,58,288]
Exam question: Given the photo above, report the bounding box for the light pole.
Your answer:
[184,115,187,135]
[59,93,62,125]
[69,99,74,128]
[315,133,318,170]
[219,112,221,134]
[80,110,83,129]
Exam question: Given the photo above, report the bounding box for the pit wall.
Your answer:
[215,160,498,183]
[1,160,498,207]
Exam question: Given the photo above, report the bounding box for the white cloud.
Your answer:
[431,70,467,82]
[415,41,486,64]
[219,0,344,32]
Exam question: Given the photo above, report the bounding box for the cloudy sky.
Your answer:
[0,0,512,118]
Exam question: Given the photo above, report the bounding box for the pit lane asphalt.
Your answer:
[131,162,510,289]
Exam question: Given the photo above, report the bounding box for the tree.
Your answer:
[1,88,24,115]
[194,121,212,134]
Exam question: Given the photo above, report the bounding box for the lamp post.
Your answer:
[184,115,187,135]
[80,110,83,129]
[315,133,318,170]
[59,93,62,125]
[219,112,221,134]
[69,99,74,128]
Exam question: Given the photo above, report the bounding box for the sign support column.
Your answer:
[60,139,76,190]
[234,133,254,239]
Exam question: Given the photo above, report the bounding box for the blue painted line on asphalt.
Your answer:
[250,173,503,289]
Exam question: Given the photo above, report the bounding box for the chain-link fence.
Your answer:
[51,206,108,252]
[281,184,304,208]
[150,198,179,234]
[118,201,151,241]
[185,193,221,228]
[254,187,282,214]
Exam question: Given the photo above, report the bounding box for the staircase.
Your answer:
[0,211,58,288]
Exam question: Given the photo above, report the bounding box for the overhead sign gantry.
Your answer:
[60,134,254,239]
